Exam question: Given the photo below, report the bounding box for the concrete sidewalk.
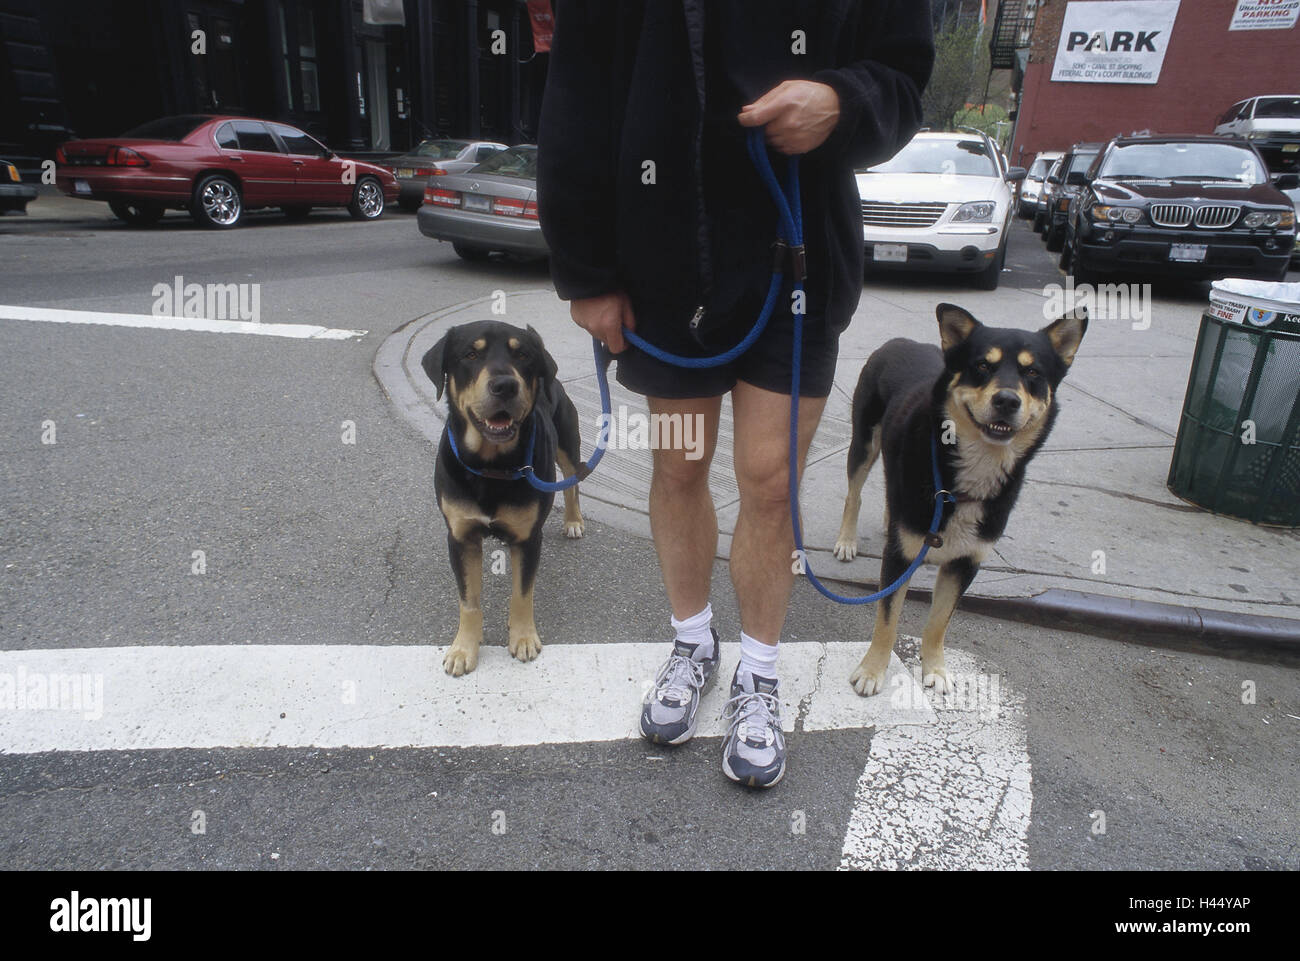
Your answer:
[378,268,1299,650]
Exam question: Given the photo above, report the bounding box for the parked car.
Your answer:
[1214,95,1300,173]
[1059,134,1297,284]
[416,144,546,260]
[55,115,398,228]
[855,129,1025,290]
[0,159,37,214]
[1043,142,1102,252]
[1033,157,1064,233]
[383,139,507,211]
[1017,150,1063,219]
[1277,184,1300,266]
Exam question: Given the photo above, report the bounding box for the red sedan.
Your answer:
[55,115,399,228]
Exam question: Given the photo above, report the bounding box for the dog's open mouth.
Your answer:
[967,405,1016,443]
[471,410,519,442]
[980,420,1015,441]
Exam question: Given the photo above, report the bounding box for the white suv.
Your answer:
[856,130,1026,290]
[1214,95,1300,174]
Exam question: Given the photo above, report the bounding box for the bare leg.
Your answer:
[647,395,723,619]
[730,381,827,646]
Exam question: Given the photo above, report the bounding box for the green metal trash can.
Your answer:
[1168,280,1300,527]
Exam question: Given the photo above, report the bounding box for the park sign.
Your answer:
[1229,0,1300,31]
[1051,1,1181,84]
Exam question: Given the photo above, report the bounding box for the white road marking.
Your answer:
[839,645,1032,870]
[0,642,933,753]
[0,304,366,340]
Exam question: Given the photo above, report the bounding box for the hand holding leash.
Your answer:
[570,290,636,354]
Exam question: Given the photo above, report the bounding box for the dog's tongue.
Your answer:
[487,413,512,429]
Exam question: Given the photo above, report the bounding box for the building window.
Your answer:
[278,5,294,111]
[299,7,320,112]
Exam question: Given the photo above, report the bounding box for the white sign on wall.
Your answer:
[1051,1,1181,84]
[1229,0,1300,30]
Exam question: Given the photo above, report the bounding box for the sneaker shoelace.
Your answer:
[723,690,782,746]
[654,653,706,706]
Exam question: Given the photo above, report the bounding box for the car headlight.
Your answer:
[952,201,996,223]
[1091,205,1141,224]
[1245,210,1286,228]
[1247,131,1266,139]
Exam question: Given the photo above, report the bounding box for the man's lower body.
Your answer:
[623,301,839,787]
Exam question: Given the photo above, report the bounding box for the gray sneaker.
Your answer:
[639,629,721,745]
[722,667,786,788]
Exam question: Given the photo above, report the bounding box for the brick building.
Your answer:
[1008,0,1299,168]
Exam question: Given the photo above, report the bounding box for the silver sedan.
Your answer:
[416,145,547,261]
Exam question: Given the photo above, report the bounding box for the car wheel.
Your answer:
[973,243,1005,291]
[348,177,385,220]
[282,205,311,220]
[1058,237,1073,271]
[1032,212,1045,233]
[453,243,491,262]
[109,200,164,226]
[192,174,243,229]
[1071,250,1101,287]
[1045,222,1064,252]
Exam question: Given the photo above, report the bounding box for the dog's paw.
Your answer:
[922,665,954,695]
[443,642,479,677]
[508,629,542,663]
[564,519,584,539]
[832,537,858,562]
[849,660,887,697]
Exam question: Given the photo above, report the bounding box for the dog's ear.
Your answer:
[421,332,451,400]
[1041,307,1088,368]
[526,324,558,385]
[936,303,980,354]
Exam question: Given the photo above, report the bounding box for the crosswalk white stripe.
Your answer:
[839,646,1032,870]
[0,642,933,753]
[0,304,366,340]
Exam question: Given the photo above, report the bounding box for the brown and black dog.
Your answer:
[833,303,1087,697]
[422,320,584,677]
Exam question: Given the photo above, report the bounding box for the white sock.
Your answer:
[738,630,778,682]
[671,604,715,655]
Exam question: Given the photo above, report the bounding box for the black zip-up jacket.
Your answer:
[537,0,934,344]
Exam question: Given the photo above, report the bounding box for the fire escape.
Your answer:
[989,0,1038,69]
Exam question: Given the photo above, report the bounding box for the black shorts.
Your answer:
[615,288,841,400]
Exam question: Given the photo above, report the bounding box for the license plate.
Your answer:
[397,168,414,177]
[463,194,491,212]
[1283,143,1299,154]
[1169,243,1207,262]
[873,243,908,263]
[74,180,90,195]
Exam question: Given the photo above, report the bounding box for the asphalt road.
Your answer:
[0,205,1296,870]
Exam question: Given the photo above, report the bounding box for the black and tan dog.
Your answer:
[422,320,585,677]
[833,303,1086,697]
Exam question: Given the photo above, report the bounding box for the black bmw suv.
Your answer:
[1060,135,1297,284]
